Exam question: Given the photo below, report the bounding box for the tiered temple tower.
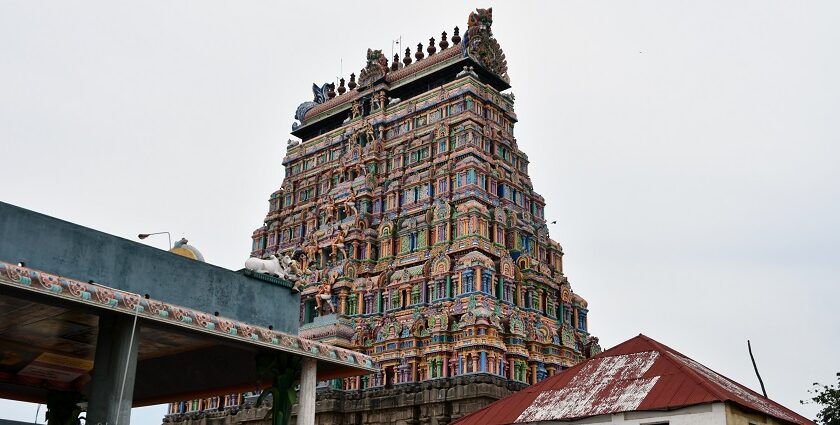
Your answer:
[166,8,600,424]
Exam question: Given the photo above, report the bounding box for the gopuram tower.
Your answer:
[165,8,600,425]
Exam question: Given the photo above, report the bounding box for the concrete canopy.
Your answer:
[0,202,376,409]
[0,260,376,406]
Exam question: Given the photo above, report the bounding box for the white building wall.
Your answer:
[536,402,727,425]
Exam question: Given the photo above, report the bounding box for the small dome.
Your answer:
[170,238,205,262]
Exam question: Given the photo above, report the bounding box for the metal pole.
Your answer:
[138,232,172,250]
[748,340,768,397]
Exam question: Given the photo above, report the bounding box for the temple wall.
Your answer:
[165,375,525,425]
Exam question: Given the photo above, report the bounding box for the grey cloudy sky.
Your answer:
[1,1,838,423]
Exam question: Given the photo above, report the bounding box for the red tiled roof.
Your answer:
[452,334,814,425]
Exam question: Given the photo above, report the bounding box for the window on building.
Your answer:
[578,310,588,332]
[463,270,474,293]
[467,169,477,185]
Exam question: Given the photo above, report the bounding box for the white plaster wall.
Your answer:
[535,402,728,425]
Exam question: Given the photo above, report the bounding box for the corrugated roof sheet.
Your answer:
[452,334,814,425]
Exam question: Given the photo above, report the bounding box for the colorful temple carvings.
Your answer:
[168,8,599,421]
[252,6,599,389]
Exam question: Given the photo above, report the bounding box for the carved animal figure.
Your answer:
[293,82,335,130]
[245,255,282,276]
[467,8,493,34]
[277,255,296,279]
[281,255,307,292]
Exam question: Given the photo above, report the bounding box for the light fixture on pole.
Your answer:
[138,232,172,250]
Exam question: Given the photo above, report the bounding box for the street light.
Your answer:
[138,232,172,250]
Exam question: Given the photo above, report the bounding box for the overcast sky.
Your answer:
[1,1,838,423]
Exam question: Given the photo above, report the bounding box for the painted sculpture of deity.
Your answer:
[331,227,348,260]
[342,189,358,218]
[315,271,337,315]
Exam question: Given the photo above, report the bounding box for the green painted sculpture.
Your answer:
[255,353,300,425]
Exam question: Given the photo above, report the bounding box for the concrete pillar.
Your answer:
[87,314,141,425]
[298,357,317,425]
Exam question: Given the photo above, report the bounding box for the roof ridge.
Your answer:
[636,334,732,403]
[640,335,812,425]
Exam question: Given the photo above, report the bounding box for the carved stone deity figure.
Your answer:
[350,101,362,119]
[331,227,348,260]
[372,90,387,110]
[364,121,376,143]
[342,189,358,218]
[322,196,337,224]
[315,271,337,315]
[303,233,319,265]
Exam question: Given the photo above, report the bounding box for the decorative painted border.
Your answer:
[0,260,376,372]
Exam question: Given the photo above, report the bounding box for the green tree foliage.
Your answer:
[45,391,84,425]
[802,372,840,425]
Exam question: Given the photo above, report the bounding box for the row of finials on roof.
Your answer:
[324,26,464,100]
